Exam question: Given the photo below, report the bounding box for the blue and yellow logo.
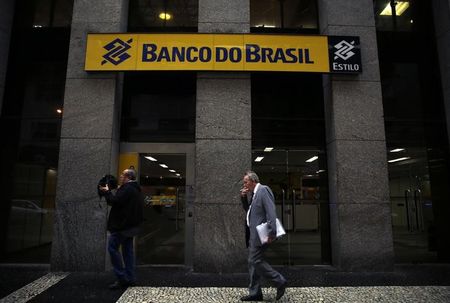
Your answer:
[101,38,133,66]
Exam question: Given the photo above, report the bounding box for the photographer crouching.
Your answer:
[99,168,143,290]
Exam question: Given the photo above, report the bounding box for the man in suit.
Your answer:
[240,171,287,301]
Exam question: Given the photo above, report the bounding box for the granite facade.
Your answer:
[194,0,251,272]
[319,0,394,271]
[50,0,127,271]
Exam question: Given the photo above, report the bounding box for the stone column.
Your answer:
[318,0,394,271]
[51,0,128,271]
[194,0,250,272]
[0,0,15,113]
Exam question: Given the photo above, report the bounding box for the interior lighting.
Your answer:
[390,148,405,153]
[256,24,275,28]
[159,12,172,20]
[145,156,157,161]
[254,157,264,162]
[176,173,181,176]
[264,147,274,152]
[388,157,411,163]
[169,169,176,173]
[306,156,318,163]
[159,164,168,168]
[33,25,43,28]
[380,1,410,16]
[56,108,62,114]
[316,170,326,173]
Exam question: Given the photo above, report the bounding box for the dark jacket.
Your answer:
[105,181,144,233]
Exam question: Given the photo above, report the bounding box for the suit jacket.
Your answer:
[248,184,277,248]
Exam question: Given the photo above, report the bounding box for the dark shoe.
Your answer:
[276,281,287,300]
[240,294,263,301]
[108,280,127,290]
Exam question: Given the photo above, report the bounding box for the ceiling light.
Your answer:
[33,25,43,28]
[159,164,168,168]
[306,156,318,163]
[145,156,157,161]
[380,1,410,16]
[176,173,181,176]
[56,109,62,114]
[159,12,172,20]
[388,157,411,163]
[264,147,274,152]
[256,24,275,28]
[316,170,326,173]
[390,148,405,153]
[254,157,264,162]
[169,170,176,173]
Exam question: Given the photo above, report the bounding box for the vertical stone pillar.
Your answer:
[51,0,128,271]
[318,0,394,271]
[0,0,14,113]
[194,0,250,272]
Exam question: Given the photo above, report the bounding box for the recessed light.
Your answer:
[264,147,274,152]
[388,157,411,163]
[390,148,405,153]
[145,156,157,161]
[169,170,176,173]
[159,164,168,168]
[306,156,318,163]
[159,12,172,20]
[254,157,264,162]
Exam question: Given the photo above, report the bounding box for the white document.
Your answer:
[256,218,286,244]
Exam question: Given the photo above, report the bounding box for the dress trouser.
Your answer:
[248,245,286,296]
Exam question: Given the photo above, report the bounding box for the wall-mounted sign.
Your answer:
[85,33,361,74]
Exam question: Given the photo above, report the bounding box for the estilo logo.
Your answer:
[334,40,356,61]
[101,38,133,65]
[328,36,361,74]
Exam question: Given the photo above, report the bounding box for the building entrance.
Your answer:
[252,148,330,265]
[388,147,437,263]
[119,143,195,267]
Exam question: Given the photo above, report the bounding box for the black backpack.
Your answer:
[97,174,118,199]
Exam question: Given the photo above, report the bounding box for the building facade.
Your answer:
[0,0,449,273]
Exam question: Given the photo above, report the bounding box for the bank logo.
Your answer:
[101,38,133,65]
[334,40,355,61]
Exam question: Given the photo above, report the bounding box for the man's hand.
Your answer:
[240,187,250,197]
[267,235,276,244]
[99,184,109,192]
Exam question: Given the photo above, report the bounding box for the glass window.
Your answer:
[0,1,71,263]
[374,0,415,32]
[121,72,196,143]
[32,0,74,28]
[251,73,330,265]
[376,0,450,263]
[128,0,198,32]
[251,0,318,33]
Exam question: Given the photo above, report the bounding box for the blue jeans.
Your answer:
[108,232,136,283]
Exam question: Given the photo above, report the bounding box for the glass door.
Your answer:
[252,148,330,265]
[137,153,187,265]
[119,142,195,266]
[388,147,437,263]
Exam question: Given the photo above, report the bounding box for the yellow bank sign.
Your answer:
[85,33,362,74]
